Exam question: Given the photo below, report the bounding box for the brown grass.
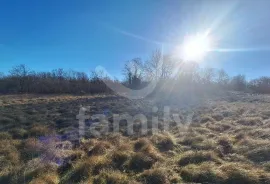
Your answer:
[1,94,270,183]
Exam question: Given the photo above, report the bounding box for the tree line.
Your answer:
[0,65,111,94]
[0,50,269,95]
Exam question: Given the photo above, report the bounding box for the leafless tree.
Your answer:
[230,75,247,91]
[9,64,30,92]
[123,58,144,88]
[201,67,215,85]
[217,69,229,87]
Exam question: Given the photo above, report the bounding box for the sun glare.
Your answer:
[182,33,211,62]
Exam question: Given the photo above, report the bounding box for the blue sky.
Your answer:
[1,0,270,79]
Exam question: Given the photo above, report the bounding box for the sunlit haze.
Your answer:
[181,33,211,62]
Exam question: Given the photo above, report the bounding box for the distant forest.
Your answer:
[0,50,270,95]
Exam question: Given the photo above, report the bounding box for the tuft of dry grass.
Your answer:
[200,116,215,124]
[9,128,28,139]
[88,141,111,156]
[0,140,20,177]
[180,162,226,183]
[212,113,224,121]
[128,153,157,172]
[29,172,59,184]
[246,147,270,163]
[150,132,176,152]
[220,163,270,184]
[218,135,234,155]
[178,150,221,166]
[181,161,270,184]
[111,151,130,170]
[180,134,205,147]
[141,168,170,184]
[63,155,111,183]
[134,138,151,152]
[29,124,51,137]
[93,170,130,184]
[263,162,270,171]
[236,117,263,126]
[207,122,232,132]
[0,132,12,140]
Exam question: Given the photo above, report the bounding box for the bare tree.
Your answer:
[230,75,247,91]
[161,55,174,79]
[201,67,215,85]
[217,69,229,87]
[144,49,175,81]
[249,77,270,93]
[9,64,30,92]
[145,50,162,80]
[176,62,199,84]
[123,58,144,88]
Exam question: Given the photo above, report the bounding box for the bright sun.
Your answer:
[182,33,211,62]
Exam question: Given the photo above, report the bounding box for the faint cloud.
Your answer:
[98,21,162,45]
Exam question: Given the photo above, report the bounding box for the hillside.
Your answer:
[0,92,270,183]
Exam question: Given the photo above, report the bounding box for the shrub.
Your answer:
[141,168,169,184]
[178,151,220,166]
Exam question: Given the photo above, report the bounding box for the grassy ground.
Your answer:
[0,93,270,183]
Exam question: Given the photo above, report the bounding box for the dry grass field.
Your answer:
[0,92,270,183]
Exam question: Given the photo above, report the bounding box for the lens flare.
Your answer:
[182,33,211,62]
